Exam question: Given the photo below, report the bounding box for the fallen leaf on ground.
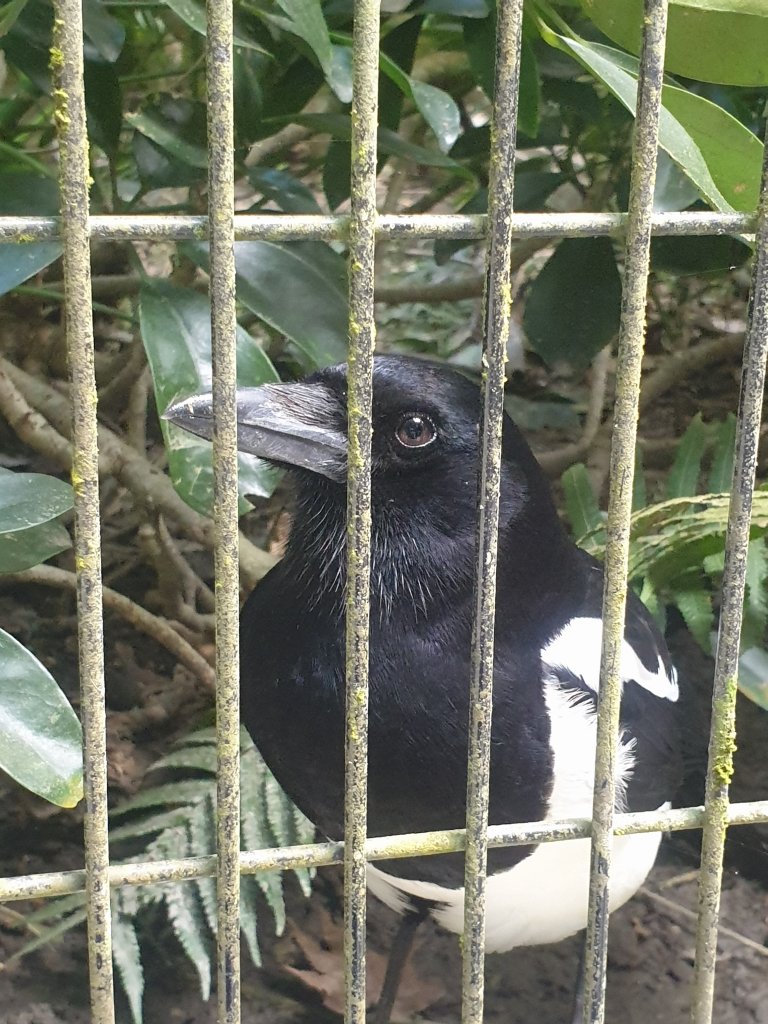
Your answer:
[283,906,443,1020]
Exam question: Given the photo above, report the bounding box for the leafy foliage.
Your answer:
[0,469,82,806]
[2,0,765,450]
[9,727,315,1024]
[563,416,768,710]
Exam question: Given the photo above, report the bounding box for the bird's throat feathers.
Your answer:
[281,467,576,630]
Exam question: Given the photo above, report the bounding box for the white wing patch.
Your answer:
[541,616,679,702]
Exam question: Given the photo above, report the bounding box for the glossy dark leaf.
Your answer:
[84,57,122,157]
[127,99,208,170]
[140,282,280,516]
[651,233,750,275]
[247,167,322,214]
[0,172,61,295]
[0,627,83,807]
[418,0,489,15]
[0,468,73,533]
[322,139,352,212]
[183,240,348,370]
[165,0,267,52]
[82,0,125,62]
[523,237,622,369]
[0,520,71,573]
[537,24,763,214]
[582,0,768,87]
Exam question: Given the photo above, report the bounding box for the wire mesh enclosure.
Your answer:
[0,1,767,1023]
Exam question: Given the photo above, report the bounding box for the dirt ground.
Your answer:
[1,613,767,1024]
[1,852,767,1024]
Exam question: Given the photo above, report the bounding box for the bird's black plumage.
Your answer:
[166,355,682,951]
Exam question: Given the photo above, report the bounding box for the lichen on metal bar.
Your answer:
[582,3,670,1023]
[49,2,115,1021]
[204,0,242,1018]
[0,210,757,243]
[689,120,768,1024]
[3,800,768,904]
[461,4,525,1023]
[344,2,381,1023]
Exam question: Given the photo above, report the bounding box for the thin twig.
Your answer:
[538,345,612,475]
[0,363,72,465]
[639,887,768,959]
[2,564,216,690]
[0,357,275,587]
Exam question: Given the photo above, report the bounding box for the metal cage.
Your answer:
[1,1,767,1023]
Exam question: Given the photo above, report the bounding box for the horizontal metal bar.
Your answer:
[0,211,756,243]
[3,799,767,903]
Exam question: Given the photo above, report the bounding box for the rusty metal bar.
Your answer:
[461,3,525,1023]
[582,3,670,1023]
[343,2,381,1023]
[49,1,115,1021]
[690,119,768,1024]
[204,0,242,1018]
[3,800,768,904]
[0,210,757,242]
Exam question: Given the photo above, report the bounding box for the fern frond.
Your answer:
[112,910,144,1024]
[188,792,218,935]
[110,780,209,817]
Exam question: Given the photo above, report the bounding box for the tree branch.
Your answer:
[2,564,216,691]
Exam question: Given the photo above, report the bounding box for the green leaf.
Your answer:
[632,444,647,512]
[286,112,468,171]
[674,584,714,651]
[537,23,763,213]
[84,57,122,158]
[112,912,144,1024]
[82,0,124,62]
[164,0,267,52]
[651,233,751,275]
[561,463,604,542]
[523,236,622,368]
[0,172,61,295]
[0,0,29,37]
[742,539,768,649]
[582,0,768,87]
[0,627,83,807]
[708,413,736,492]
[666,413,707,498]
[272,0,332,72]
[127,102,208,170]
[247,167,322,214]
[737,646,768,709]
[374,45,461,152]
[0,468,73,533]
[518,36,541,140]
[182,240,348,369]
[140,282,279,517]
[0,519,71,572]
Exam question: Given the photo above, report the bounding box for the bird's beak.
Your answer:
[164,382,347,482]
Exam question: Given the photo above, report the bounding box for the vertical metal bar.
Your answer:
[461,3,524,1023]
[582,3,669,1023]
[205,0,241,1017]
[49,6,115,1022]
[344,2,381,1023]
[690,121,768,1024]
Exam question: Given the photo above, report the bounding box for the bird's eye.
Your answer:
[395,414,436,449]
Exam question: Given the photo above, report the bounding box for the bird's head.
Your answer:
[165,355,567,613]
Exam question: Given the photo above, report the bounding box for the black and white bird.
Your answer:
[167,355,682,1017]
